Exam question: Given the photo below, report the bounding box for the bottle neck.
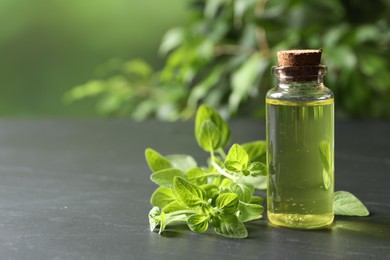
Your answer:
[276,78,325,90]
[272,65,327,88]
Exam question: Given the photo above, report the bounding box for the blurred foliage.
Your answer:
[65,0,390,120]
[0,0,186,117]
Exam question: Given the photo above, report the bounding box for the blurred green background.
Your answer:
[1,0,389,119]
[0,0,186,117]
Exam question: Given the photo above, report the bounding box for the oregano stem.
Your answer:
[217,148,227,159]
[165,209,200,218]
[210,160,238,182]
[210,149,215,159]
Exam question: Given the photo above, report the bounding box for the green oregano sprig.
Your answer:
[147,104,267,238]
[146,104,369,239]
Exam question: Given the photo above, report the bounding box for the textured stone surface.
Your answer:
[0,119,389,259]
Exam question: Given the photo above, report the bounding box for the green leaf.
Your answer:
[218,178,234,189]
[319,141,331,172]
[248,162,268,177]
[249,195,263,204]
[225,144,249,167]
[242,141,267,163]
[200,184,219,202]
[240,175,267,190]
[166,154,198,172]
[195,104,230,151]
[123,59,152,79]
[188,66,224,109]
[323,169,332,191]
[159,27,184,55]
[187,214,209,233]
[186,167,213,182]
[133,100,157,120]
[323,24,350,47]
[225,144,249,172]
[197,120,222,152]
[229,183,254,203]
[216,193,239,214]
[205,0,226,18]
[234,0,257,21]
[334,191,370,217]
[229,53,269,114]
[162,201,188,213]
[225,144,249,170]
[242,169,250,176]
[214,214,248,238]
[224,160,240,173]
[150,187,175,207]
[238,201,264,222]
[173,176,207,208]
[148,206,161,232]
[355,25,380,44]
[64,80,105,103]
[319,141,333,190]
[209,216,220,228]
[145,148,171,172]
[329,45,357,70]
[150,168,185,187]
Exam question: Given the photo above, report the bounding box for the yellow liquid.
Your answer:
[266,98,334,229]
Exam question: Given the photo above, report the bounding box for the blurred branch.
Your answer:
[255,0,270,58]
[214,44,256,56]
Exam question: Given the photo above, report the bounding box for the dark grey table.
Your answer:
[0,119,389,259]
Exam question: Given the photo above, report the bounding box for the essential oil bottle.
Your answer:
[266,49,334,229]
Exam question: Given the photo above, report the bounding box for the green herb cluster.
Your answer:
[147,104,267,238]
[147,105,369,239]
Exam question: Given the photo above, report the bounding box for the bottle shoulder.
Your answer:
[266,83,334,102]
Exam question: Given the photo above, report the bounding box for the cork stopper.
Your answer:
[277,49,322,66]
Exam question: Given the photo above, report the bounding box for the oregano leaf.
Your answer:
[249,195,263,204]
[166,154,198,172]
[334,191,370,216]
[145,148,171,172]
[150,187,175,207]
[197,120,222,152]
[186,167,213,183]
[214,214,248,238]
[195,104,230,151]
[150,168,185,187]
[225,144,249,172]
[238,201,264,222]
[229,183,254,203]
[242,141,266,163]
[187,214,209,233]
[319,141,333,190]
[173,176,207,208]
[248,162,267,177]
[162,201,189,213]
[319,141,332,172]
[218,178,234,189]
[240,175,267,190]
[224,160,242,173]
[200,184,219,202]
[216,193,239,214]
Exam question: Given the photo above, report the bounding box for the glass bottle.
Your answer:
[266,50,334,229]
